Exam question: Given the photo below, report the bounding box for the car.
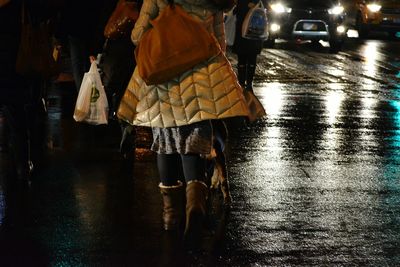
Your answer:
[354,0,400,39]
[265,0,347,52]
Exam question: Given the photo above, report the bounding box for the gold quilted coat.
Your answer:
[117,0,250,128]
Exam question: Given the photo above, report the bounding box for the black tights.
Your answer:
[157,153,206,186]
[237,53,257,67]
[237,53,257,88]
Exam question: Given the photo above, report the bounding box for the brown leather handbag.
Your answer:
[0,0,10,8]
[104,0,140,40]
[135,4,220,85]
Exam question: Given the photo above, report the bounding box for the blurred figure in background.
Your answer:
[57,0,139,158]
[0,0,59,182]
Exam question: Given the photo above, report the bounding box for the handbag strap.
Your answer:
[20,1,34,25]
[21,1,26,24]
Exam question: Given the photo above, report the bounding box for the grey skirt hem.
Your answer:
[151,120,213,155]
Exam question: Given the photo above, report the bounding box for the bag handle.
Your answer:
[21,1,26,24]
[256,0,265,9]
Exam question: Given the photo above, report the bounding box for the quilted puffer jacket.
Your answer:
[117,0,250,128]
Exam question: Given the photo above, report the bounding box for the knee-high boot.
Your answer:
[237,64,247,88]
[159,181,184,231]
[184,180,208,248]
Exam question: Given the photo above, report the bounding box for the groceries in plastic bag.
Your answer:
[73,62,108,125]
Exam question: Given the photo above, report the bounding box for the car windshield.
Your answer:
[282,0,338,8]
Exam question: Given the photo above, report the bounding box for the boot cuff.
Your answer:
[159,180,183,189]
[186,180,207,188]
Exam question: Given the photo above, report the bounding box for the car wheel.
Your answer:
[356,14,368,39]
[311,40,321,46]
[264,38,275,48]
[329,40,343,53]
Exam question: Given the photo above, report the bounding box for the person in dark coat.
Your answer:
[0,0,55,181]
[57,0,138,157]
[232,0,266,92]
[99,0,142,158]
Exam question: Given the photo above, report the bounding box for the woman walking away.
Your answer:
[233,0,266,92]
[117,0,249,249]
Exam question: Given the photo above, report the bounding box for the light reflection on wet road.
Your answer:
[225,38,400,266]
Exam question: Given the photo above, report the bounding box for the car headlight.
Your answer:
[328,5,344,15]
[337,25,346,33]
[270,23,281,32]
[367,4,382,12]
[270,3,292,13]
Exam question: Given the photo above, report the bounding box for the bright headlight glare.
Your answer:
[271,3,285,13]
[271,3,291,13]
[367,4,382,12]
[270,23,280,32]
[337,25,346,33]
[328,5,344,15]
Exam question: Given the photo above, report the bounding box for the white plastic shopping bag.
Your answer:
[73,62,108,125]
[242,1,268,40]
[224,11,236,46]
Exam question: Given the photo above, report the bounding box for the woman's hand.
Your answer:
[89,55,97,64]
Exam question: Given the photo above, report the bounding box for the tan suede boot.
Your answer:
[184,180,208,248]
[159,181,184,231]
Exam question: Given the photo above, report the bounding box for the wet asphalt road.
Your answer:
[1,34,400,266]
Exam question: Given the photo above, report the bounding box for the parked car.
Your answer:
[265,0,347,52]
[355,0,400,39]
